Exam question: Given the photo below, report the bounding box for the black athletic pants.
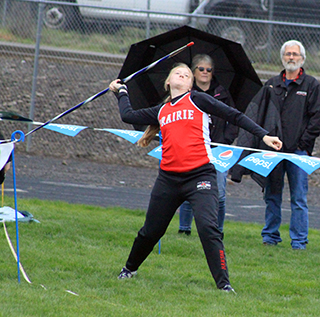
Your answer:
[125,163,230,289]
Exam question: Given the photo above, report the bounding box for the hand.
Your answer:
[262,135,282,151]
[4,162,11,173]
[109,79,123,92]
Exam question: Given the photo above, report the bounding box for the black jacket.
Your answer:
[193,76,238,145]
[266,68,320,154]
[231,68,320,192]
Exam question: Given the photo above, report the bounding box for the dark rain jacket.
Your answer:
[193,76,238,145]
[231,68,320,192]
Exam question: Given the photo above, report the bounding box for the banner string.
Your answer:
[0,121,318,159]
[2,220,32,283]
[210,142,294,157]
[2,219,80,295]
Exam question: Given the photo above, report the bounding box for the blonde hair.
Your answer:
[137,124,160,147]
[138,63,193,147]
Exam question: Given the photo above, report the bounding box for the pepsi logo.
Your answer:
[262,152,277,159]
[219,150,233,160]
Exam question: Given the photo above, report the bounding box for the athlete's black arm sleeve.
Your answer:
[191,90,268,139]
[116,92,161,125]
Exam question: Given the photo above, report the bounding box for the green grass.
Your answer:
[0,25,167,55]
[3,22,320,73]
[0,197,320,316]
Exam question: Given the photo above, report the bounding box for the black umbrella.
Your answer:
[118,25,262,114]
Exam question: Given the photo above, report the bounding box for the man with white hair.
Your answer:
[232,40,320,250]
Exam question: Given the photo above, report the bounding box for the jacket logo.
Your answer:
[197,181,211,190]
[296,91,307,96]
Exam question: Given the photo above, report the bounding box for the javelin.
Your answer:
[25,41,194,137]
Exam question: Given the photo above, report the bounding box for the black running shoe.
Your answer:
[221,284,237,294]
[118,267,137,279]
[178,230,191,236]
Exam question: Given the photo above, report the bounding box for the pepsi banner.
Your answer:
[147,145,244,171]
[19,123,320,176]
[104,129,144,144]
[238,152,286,177]
[148,145,162,160]
[43,124,87,137]
[284,154,320,175]
[210,146,243,172]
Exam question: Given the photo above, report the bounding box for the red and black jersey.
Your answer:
[158,92,212,172]
[117,90,267,173]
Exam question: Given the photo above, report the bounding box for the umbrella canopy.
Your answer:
[118,25,262,114]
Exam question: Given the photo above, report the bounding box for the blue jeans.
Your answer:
[261,150,309,249]
[179,170,228,232]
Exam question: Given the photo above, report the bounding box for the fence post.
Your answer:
[27,1,44,151]
[1,0,9,27]
[266,0,275,63]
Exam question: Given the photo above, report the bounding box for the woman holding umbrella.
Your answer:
[109,63,282,293]
[179,54,238,236]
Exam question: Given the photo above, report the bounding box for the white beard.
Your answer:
[282,59,303,72]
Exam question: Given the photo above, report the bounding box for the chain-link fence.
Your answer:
[1,0,320,171]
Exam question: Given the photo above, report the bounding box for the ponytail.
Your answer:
[137,124,160,147]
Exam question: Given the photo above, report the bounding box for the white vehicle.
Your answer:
[42,0,203,30]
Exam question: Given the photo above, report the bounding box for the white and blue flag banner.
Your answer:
[103,129,144,144]
[238,152,287,177]
[7,119,320,176]
[43,123,87,137]
[34,123,145,143]
[144,135,320,176]
[148,145,162,160]
[210,146,244,172]
[284,154,320,175]
[0,142,14,170]
[238,151,320,176]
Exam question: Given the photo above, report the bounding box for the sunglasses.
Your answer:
[196,66,212,73]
